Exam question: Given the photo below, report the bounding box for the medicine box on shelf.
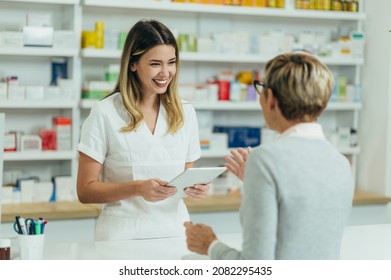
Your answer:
[213,126,261,148]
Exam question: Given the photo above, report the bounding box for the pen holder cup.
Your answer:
[17,234,45,260]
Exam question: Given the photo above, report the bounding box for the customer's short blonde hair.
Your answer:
[264,52,334,122]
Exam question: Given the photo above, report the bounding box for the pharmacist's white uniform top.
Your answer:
[78,92,201,241]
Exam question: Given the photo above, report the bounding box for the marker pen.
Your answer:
[35,220,42,235]
[18,217,28,235]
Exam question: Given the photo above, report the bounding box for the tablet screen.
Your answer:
[166,167,227,189]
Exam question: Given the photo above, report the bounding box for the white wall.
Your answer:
[358,0,391,196]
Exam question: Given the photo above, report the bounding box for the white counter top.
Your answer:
[340,223,391,259]
[38,224,391,260]
[43,236,191,260]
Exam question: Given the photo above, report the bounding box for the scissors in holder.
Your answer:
[13,217,36,235]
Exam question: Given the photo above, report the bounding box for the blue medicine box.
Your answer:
[213,126,261,148]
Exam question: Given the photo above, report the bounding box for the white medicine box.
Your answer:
[53,117,72,150]
[0,83,7,100]
[26,13,52,27]
[53,31,76,48]
[25,86,45,100]
[23,26,54,47]
[8,86,25,100]
[338,127,351,148]
[58,79,75,99]
[3,31,23,47]
[21,135,42,151]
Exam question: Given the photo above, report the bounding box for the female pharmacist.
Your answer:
[184,52,354,259]
[77,19,208,241]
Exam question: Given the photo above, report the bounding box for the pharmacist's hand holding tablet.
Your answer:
[166,167,227,199]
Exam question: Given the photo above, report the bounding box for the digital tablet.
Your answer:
[166,167,227,189]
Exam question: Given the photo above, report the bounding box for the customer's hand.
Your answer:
[224,147,253,181]
[184,221,217,255]
[184,183,210,200]
[138,179,177,202]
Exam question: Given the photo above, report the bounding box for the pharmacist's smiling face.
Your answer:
[131,44,177,96]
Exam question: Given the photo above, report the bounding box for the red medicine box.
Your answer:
[4,132,17,152]
[40,129,57,150]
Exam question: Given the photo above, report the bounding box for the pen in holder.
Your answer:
[13,216,47,260]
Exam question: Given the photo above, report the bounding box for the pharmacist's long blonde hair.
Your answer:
[109,19,184,133]
[264,52,334,122]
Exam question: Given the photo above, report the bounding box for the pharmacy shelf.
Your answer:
[193,101,259,111]
[327,102,362,110]
[339,146,360,155]
[83,0,365,21]
[182,53,364,66]
[80,0,365,189]
[0,100,77,109]
[1,0,79,4]
[1,0,81,183]
[202,146,360,158]
[3,151,76,161]
[80,99,362,111]
[80,49,121,59]
[320,57,364,66]
[193,101,362,111]
[201,149,231,158]
[81,49,364,66]
[80,99,261,111]
[79,99,97,109]
[0,47,78,57]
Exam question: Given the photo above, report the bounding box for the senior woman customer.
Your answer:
[184,52,354,260]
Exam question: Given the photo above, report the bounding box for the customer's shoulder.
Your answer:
[251,143,279,160]
[253,137,327,156]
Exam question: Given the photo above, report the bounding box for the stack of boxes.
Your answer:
[81,21,127,50]
[4,116,72,153]
[170,0,285,8]
[0,12,75,49]
[82,64,118,100]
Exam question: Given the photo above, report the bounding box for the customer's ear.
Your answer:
[266,89,278,111]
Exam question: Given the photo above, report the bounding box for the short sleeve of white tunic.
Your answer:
[77,94,201,167]
[78,100,108,164]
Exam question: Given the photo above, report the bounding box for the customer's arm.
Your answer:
[210,150,278,259]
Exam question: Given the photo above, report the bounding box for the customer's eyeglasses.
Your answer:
[253,80,267,95]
